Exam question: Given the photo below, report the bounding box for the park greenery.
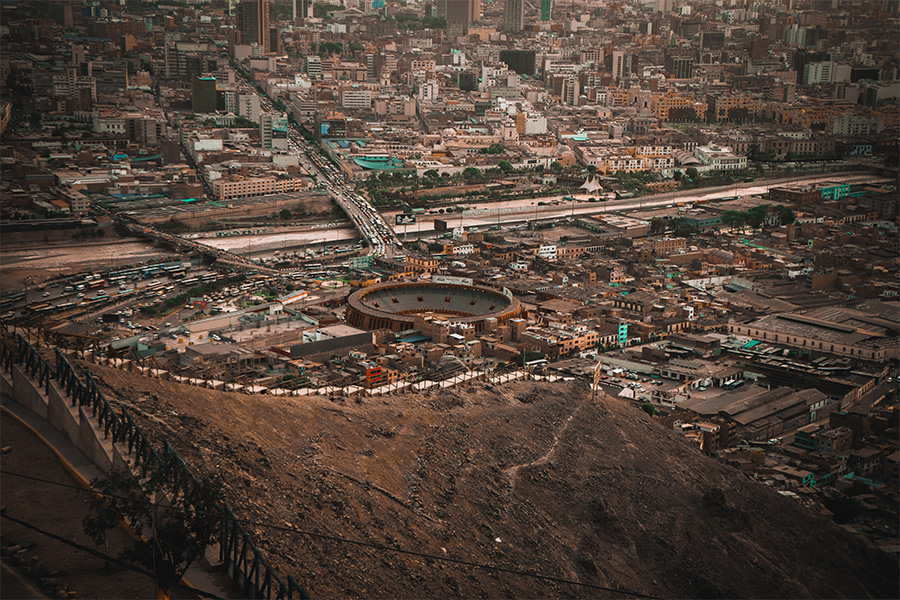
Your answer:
[721,204,795,231]
[649,203,794,238]
[392,14,447,30]
[203,116,258,129]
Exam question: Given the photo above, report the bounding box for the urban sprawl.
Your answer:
[1,0,899,583]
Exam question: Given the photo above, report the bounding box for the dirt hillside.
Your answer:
[86,362,899,599]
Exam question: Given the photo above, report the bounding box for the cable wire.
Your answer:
[0,511,222,599]
[1,469,661,599]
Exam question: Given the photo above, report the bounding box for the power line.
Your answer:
[0,511,222,600]
[1,469,661,599]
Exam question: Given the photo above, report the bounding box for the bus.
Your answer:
[0,292,25,312]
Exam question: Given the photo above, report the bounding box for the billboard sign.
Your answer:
[395,214,416,225]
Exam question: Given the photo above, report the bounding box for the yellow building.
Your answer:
[706,93,763,122]
[652,91,707,122]
[769,99,854,130]
[212,176,308,200]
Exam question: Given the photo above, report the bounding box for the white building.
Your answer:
[833,113,884,136]
[522,115,547,134]
[418,80,440,101]
[693,144,747,171]
[238,94,261,121]
[342,88,372,110]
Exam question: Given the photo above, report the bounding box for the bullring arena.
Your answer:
[345,281,524,332]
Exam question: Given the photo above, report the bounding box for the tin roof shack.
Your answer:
[667,332,722,357]
[681,385,826,442]
[729,308,898,363]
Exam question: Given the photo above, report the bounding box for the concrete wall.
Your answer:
[78,405,113,473]
[2,363,127,475]
[10,364,48,419]
[47,379,80,448]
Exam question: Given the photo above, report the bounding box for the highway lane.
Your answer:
[284,124,403,259]
[195,172,894,254]
[382,172,894,230]
[230,66,403,260]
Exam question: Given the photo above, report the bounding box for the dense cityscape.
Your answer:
[1,0,898,598]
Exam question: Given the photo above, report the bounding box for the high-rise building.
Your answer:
[438,0,480,35]
[238,93,261,120]
[293,0,311,19]
[192,76,218,113]
[665,56,694,79]
[269,26,281,54]
[561,77,579,105]
[540,0,552,21]
[236,0,270,52]
[260,114,273,148]
[499,49,535,75]
[611,50,629,80]
[700,30,726,51]
[503,0,524,32]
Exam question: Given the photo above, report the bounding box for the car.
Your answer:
[42,291,50,297]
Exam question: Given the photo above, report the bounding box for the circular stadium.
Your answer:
[345,281,523,332]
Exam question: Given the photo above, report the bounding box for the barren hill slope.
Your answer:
[88,363,898,599]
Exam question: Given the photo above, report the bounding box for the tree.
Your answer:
[427,241,443,253]
[587,164,597,175]
[685,167,699,181]
[422,15,447,29]
[498,160,513,174]
[746,205,769,230]
[83,469,223,597]
[279,208,292,220]
[674,221,700,237]
[318,41,343,56]
[641,403,656,417]
[775,204,795,225]
[462,166,481,182]
[348,41,364,52]
[424,169,440,180]
[821,494,862,524]
[722,210,746,232]
[550,161,563,173]
[673,170,682,181]
[650,217,668,235]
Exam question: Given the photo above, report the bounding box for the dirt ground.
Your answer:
[0,237,173,290]
[0,413,166,599]
[84,362,899,600]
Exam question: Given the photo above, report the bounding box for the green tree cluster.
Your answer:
[481,142,505,155]
[721,204,794,231]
